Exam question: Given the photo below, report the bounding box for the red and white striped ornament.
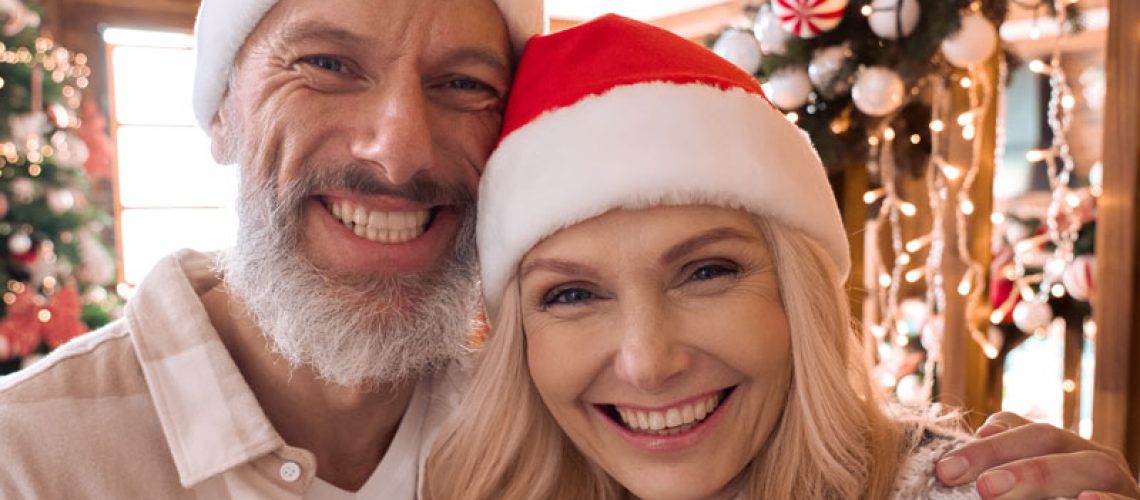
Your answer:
[771,0,849,38]
[1061,255,1096,301]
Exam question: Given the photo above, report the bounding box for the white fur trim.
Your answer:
[191,0,545,131]
[478,82,850,313]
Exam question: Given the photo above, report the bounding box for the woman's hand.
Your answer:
[935,412,1140,499]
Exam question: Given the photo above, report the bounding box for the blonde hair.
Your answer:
[426,218,917,499]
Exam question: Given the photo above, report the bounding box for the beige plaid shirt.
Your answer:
[0,250,467,499]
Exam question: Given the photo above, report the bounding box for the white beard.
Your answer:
[221,165,480,390]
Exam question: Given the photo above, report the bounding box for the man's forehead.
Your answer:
[253,0,511,60]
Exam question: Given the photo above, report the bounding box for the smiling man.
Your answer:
[0,0,541,498]
[1,1,1136,499]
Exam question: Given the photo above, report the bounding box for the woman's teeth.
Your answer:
[329,201,430,244]
[615,393,723,436]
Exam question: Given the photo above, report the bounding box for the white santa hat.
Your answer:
[478,14,849,317]
[191,0,545,130]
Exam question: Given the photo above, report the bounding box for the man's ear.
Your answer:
[208,94,232,164]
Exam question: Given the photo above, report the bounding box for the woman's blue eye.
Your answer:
[691,264,737,281]
[302,56,347,73]
[545,288,594,306]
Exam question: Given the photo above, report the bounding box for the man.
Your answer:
[0,0,1135,499]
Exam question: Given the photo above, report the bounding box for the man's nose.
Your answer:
[349,73,434,186]
[613,301,691,393]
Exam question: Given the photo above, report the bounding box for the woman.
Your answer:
[426,14,974,499]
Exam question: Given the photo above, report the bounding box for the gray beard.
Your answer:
[221,165,480,390]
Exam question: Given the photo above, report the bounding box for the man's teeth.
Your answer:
[329,201,430,244]
[616,393,722,436]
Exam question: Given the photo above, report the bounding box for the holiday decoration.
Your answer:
[851,66,905,117]
[712,29,763,75]
[808,44,853,97]
[753,3,790,55]
[1012,300,1054,334]
[763,66,813,110]
[0,0,122,373]
[770,0,848,38]
[867,0,921,40]
[1062,255,1095,301]
[940,14,998,68]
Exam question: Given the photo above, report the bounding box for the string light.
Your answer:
[1029,59,1050,74]
[960,199,975,215]
[899,201,917,217]
[930,119,945,132]
[991,212,1006,225]
[861,4,874,16]
[864,188,885,204]
[910,134,921,145]
[883,127,896,141]
[959,77,973,89]
[905,269,924,283]
[785,112,799,123]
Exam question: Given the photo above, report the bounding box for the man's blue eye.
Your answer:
[303,56,346,73]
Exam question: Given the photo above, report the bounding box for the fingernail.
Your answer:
[1077,494,1101,500]
[978,470,1015,497]
[936,455,968,482]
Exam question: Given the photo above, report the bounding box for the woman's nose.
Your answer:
[612,301,691,393]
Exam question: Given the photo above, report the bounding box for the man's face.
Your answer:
[218,0,510,277]
[212,0,511,386]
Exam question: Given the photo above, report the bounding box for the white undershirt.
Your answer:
[303,375,431,500]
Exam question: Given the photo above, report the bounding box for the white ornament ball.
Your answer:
[808,45,853,96]
[7,232,32,255]
[920,317,945,358]
[1012,300,1054,334]
[868,0,921,39]
[9,177,35,204]
[1062,255,1096,301]
[45,188,75,214]
[763,67,813,110]
[941,14,998,68]
[713,29,763,75]
[771,0,849,38]
[753,3,790,55]
[851,66,906,117]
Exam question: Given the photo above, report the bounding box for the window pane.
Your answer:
[120,208,237,285]
[117,125,237,208]
[111,46,196,126]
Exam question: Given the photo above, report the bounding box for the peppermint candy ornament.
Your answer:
[771,0,849,38]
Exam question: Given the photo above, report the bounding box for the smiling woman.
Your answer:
[424,14,978,500]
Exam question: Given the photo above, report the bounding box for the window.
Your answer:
[105,28,238,286]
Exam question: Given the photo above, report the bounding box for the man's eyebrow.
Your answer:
[436,47,511,77]
[660,226,760,264]
[277,20,370,47]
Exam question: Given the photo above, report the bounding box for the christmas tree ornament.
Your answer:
[8,111,48,147]
[76,230,115,285]
[941,14,998,68]
[712,29,763,75]
[9,177,35,203]
[753,3,790,55]
[42,286,86,349]
[763,67,813,110]
[0,287,42,359]
[7,231,32,255]
[851,66,906,116]
[1012,299,1053,334]
[45,188,76,214]
[771,0,849,38]
[920,316,944,359]
[868,0,921,40]
[808,45,853,98]
[1062,255,1096,301]
[51,131,90,170]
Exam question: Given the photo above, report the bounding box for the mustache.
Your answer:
[265,162,476,208]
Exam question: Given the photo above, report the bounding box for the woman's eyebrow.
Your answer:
[660,227,759,265]
[520,258,601,281]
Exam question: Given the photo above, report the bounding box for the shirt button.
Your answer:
[279,461,302,482]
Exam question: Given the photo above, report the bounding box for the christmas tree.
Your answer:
[0,0,120,374]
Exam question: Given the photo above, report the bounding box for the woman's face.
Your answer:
[519,206,793,500]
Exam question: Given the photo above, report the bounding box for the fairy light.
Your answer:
[879,274,893,288]
[942,164,963,181]
[906,236,930,253]
[961,125,976,140]
[905,269,924,283]
[991,212,1006,225]
[930,119,945,132]
[957,111,974,126]
[1026,149,1047,162]
[896,253,912,266]
[785,112,799,123]
[960,77,973,89]
[1029,59,1049,74]
[883,127,896,141]
[960,199,975,215]
[1051,283,1066,298]
[899,202,917,217]
[864,188,885,204]
[1061,94,1076,109]
[861,4,874,16]
[910,134,921,145]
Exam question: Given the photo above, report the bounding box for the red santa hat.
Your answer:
[478,14,849,315]
[191,0,546,130]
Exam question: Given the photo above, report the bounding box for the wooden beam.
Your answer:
[1093,0,1140,474]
